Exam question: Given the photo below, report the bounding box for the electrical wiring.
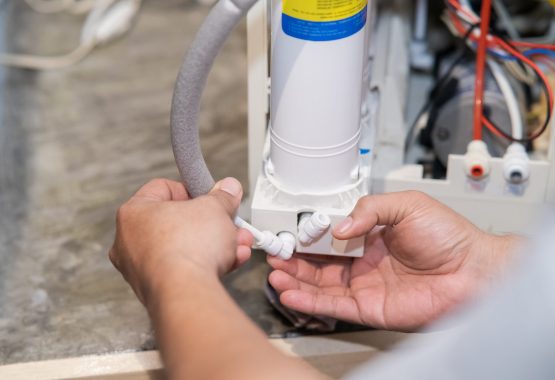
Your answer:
[472,0,493,141]
[524,49,555,60]
[0,41,96,70]
[444,1,538,85]
[446,0,555,54]
[481,37,553,143]
[0,0,141,70]
[404,26,478,155]
[444,0,555,142]
[488,59,524,140]
[24,0,96,15]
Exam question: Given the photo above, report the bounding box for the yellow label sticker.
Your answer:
[283,0,367,23]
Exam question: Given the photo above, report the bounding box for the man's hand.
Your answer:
[109,177,253,306]
[109,178,324,380]
[268,191,518,331]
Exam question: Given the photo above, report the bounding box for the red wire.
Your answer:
[473,0,492,141]
[512,41,555,51]
[495,38,554,111]
[447,0,555,52]
[482,117,505,138]
[447,1,555,115]
[534,56,555,72]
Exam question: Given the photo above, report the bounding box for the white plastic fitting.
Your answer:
[298,212,331,245]
[257,231,295,260]
[464,140,492,180]
[277,232,296,260]
[503,143,530,184]
[233,216,293,260]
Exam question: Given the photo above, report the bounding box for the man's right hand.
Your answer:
[268,191,519,331]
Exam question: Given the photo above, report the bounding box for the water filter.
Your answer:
[270,0,369,194]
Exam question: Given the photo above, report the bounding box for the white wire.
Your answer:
[448,0,537,84]
[233,216,265,243]
[488,59,524,140]
[24,0,74,13]
[2,0,141,70]
[0,42,96,70]
[24,0,97,14]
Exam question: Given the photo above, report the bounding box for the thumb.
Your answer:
[333,191,428,240]
[208,177,243,217]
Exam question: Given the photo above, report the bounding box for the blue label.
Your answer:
[282,6,367,42]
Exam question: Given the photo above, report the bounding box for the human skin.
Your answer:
[109,178,325,380]
[110,180,519,378]
[268,191,520,331]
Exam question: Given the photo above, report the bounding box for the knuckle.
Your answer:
[404,190,431,204]
[108,248,120,269]
[146,178,167,188]
[204,194,233,215]
[356,195,374,211]
[116,201,137,226]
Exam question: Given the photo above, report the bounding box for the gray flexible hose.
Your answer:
[170,0,258,198]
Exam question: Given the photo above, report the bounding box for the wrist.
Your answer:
[472,232,523,281]
[142,258,220,312]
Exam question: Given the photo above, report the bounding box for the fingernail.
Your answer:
[218,177,242,197]
[335,217,353,234]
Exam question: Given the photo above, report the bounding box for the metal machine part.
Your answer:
[423,59,519,169]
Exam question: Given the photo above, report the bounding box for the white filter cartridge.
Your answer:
[270,0,369,194]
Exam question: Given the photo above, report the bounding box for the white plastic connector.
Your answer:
[277,232,296,260]
[298,212,331,245]
[503,143,530,184]
[257,231,294,260]
[233,216,294,260]
[464,140,492,180]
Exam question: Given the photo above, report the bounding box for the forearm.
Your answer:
[146,264,325,380]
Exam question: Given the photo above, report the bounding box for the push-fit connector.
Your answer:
[298,212,331,245]
[503,143,530,185]
[464,140,491,180]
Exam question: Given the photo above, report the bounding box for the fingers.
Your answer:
[267,255,351,288]
[280,290,361,324]
[207,177,243,217]
[234,245,252,268]
[237,228,254,248]
[268,270,319,294]
[229,229,254,271]
[132,178,189,202]
[333,191,430,240]
[267,255,319,285]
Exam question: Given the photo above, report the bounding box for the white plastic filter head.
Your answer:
[464,140,492,179]
[503,143,530,184]
[298,212,331,245]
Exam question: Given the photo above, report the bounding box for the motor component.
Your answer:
[422,58,517,170]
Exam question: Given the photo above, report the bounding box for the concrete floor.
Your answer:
[0,0,300,365]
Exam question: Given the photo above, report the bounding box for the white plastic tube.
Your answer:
[488,60,524,141]
[270,0,369,194]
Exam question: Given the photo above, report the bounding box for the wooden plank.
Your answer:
[0,331,407,380]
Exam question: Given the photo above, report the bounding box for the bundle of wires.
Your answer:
[443,0,555,145]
